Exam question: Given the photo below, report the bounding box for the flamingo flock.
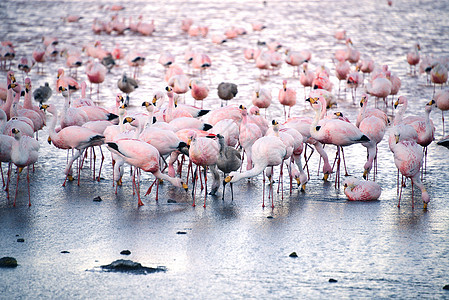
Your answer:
[2,3,449,211]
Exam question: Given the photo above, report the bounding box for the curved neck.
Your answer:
[232,164,266,182]
[394,102,407,125]
[24,88,32,109]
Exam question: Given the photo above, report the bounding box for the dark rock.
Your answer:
[0,257,18,268]
[15,234,19,237]
[100,259,166,274]
[120,250,131,255]
[289,252,298,258]
[17,238,24,243]
[267,216,274,219]
[167,199,177,204]
[93,196,102,202]
[443,284,449,290]
[61,251,70,254]
[329,278,338,283]
[176,231,187,235]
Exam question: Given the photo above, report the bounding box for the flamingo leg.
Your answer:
[97,146,104,181]
[203,166,208,208]
[262,170,266,208]
[27,166,31,207]
[271,166,275,208]
[13,167,22,207]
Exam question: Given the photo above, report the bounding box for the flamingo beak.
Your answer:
[323,173,329,181]
[363,169,369,179]
[423,202,428,210]
[301,184,306,192]
[48,136,52,144]
[224,176,232,183]
[182,182,188,191]
[394,100,399,109]
[427,99,435,106]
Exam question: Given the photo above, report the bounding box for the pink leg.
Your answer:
[13,167,21,207]
[27,166,31,207]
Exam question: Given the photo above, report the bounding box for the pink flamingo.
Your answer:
[335,61,350,98]
[107,138,187,206]
[23,78,46,123]
[391,137,429,209]
[85,60,107,98]
[189,79,209,108]
[1,71,17,119]
[0,109,14,197]
[406,43,420,75]
[158,51,175,69]
[252,83,271,114]
[42,104,105,186]
[430,63,448,94]
[434,89,449,134]
[181,18,193,32]
[188,132,219,207]
[285,49,306,76]
[10,128,39,206]
[345,38,360,64]
[366,75,392,107]
[244,48,261,61]
[167,74,190,96]
[238,105,263,171]
[343,177,381,201]
[335,30,346,41]
[359,114,387,180]
[299,63,314,97]
[56,68,79,97]
[225,132,287,208]
[206,105,242,126]
[278,80,296,120]
[356,94,389,128]
[191,53,211,79]
[308,96,370,187]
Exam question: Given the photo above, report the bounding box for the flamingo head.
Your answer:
[282,80,287,90]
[57,68,64,79]
[360,94,368,107]
[123,116,136,125]
[25,78,31,92]
[422,189,430,209]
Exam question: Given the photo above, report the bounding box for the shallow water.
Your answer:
[1,0,449,299]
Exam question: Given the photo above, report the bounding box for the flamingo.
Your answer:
[391,137,429,209]
[299,63,314,97]
[56,68,79,96]
[0,109,14,197]
[285,49,306,76]
[434,89,449,135]
[430,63,448,94]
[356,94,389,128]
[278,80,296,120]
[238,105,263,171]
[107,138,187,207]
[214,134,241,200]
[406,43,420,75]
[335,61,350,98]
[10,128,39,206]
[32,45,46,73]
[167,74,190,96]
[209,119,239,147]
[188,132,219,207]
[252,83,271,115]
[217,82,238,106]
[33,82,52,104]
[189,79,209,108]
[41,104,105,186]
[86,60,107,98]
[308,96,370,187]
[225,133,287,208]
[366,75,392,107]
[158,51,175,69]
[117,73,138,101]
[343,177,381,201]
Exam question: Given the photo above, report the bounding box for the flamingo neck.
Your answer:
[231,164,266,183]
